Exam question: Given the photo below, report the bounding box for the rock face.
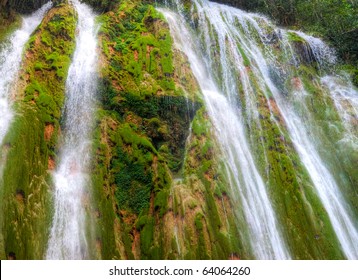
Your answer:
[91,0,240,260]
[0,2,77,260]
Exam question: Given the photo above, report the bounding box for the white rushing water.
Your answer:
[163,0,358,259]
[264,71,358,260]
[0,2,52,146]
[293,31,337,68]
[281,32,358,260]
[321,75,358,149]
[160,8,290,260]
[46,0,98,260]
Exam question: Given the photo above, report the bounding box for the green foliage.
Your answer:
[113,144,153,214]
[295,0,357,60]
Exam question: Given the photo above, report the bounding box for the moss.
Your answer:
[237,44,250,67]
[139,215,154,257]
[286,31,306,43]
[121,220,135,259]
[98,1,177,95]
[192,111,209,136]
[118,123,157,153]
[1,107,50,259]
[154,190,169,217]
[194,212,208,259]
[113,144,153,214]
[90,116,122,260]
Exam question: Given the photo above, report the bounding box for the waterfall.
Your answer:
[0,2,52,147]
[159,8,291,260]
[46,0,98,260]
[265,42,358,258]
[161,0,358,259]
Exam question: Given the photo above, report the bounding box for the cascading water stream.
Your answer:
[244,13,358,260]
[0,2,52,147]
[321,75,358,148]
[159,8,290,260]
[162,0,358,259]
[264,65,358,259]
[46,0,98,260]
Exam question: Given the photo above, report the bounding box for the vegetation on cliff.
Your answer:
[90,0,242,260]
[0,2,76,259]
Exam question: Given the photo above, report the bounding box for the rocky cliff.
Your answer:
[0,0,357,260]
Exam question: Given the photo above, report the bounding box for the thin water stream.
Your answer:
[46,0,98,260]
[0,2,52,146]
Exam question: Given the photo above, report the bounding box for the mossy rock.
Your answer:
[0,3,77,259]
